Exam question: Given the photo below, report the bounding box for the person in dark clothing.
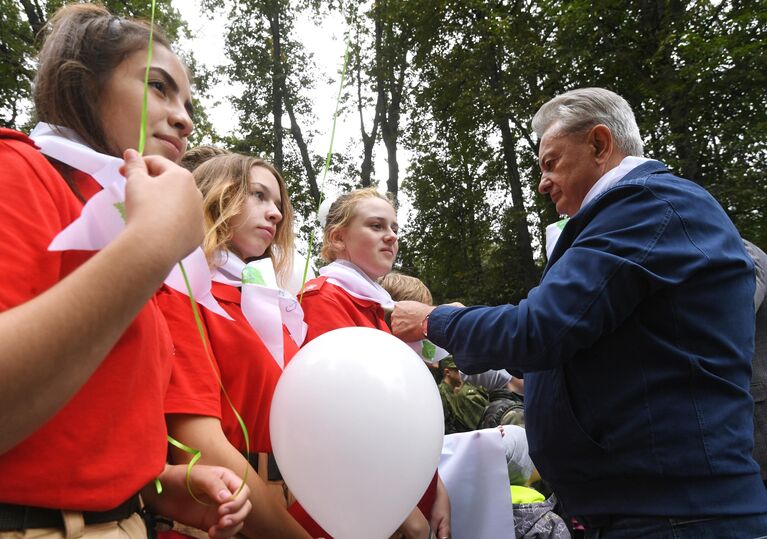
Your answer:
[392,88,767,538]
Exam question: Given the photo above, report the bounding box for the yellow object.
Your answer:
[510,485,546,504]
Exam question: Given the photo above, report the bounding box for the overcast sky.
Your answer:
[173,2,413,244]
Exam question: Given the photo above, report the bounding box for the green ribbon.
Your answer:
[137,0,156,156]
[136,0,249,501]
[299,42,351,303]
[177,262,251,500]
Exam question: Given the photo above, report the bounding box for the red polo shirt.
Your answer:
[159,282,298,452]
[0,129,173,510]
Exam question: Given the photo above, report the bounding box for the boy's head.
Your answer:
[378,272,433,304]
[439,356,461,386]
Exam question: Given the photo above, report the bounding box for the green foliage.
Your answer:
[0,0,189,130]
[1,0,765,296]
[0,0,36,127]
[548,0,767,248]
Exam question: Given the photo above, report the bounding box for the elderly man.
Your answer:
[392,88,767,537]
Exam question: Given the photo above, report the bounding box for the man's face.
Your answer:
[537,124,604,217]
[444,368,462,387]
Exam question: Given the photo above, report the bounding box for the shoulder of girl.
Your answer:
[0,128,35,147]
[300,276,328,295]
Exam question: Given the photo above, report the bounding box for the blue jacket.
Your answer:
[429,160,767,517]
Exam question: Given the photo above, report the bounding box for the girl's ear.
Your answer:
[329,227,346,256]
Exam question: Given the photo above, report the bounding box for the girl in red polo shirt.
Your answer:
[299,188,451,539]
[158,153,313,539]
[0,5,250,538]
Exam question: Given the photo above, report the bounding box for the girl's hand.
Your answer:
[391,508,429,539]
[120,149,204,266]
[142,464,252,539]
[430,477,451,539]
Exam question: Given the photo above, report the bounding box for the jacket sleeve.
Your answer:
[428,185,691,373]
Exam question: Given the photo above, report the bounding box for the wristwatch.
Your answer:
[421,313,430,339]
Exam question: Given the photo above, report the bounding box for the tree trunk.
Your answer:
[267,3,284,170]
[357,19,383,187]
[19,0,45,38]
[283,84,321,204]
[377,19,408,205]
[489,48,537,285]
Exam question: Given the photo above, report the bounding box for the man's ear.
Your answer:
[589,124,613,164]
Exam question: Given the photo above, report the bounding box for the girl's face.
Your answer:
[99,44,193,162]
[229,166,283,260]
[333,197,398,280]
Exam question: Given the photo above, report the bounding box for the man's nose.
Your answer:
[538,175,551,194]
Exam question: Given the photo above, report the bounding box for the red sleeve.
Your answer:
[157,286,223,419]
[0,137,72,310]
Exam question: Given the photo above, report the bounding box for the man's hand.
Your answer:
[391,301,436,342]
[142,464,252,539]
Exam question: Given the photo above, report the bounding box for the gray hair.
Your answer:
[532,87,644,157]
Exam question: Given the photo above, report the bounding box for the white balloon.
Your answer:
[270,327,445,539]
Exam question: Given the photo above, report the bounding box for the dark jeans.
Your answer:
[583,512,767,539]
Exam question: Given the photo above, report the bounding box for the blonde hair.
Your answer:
[180,145,230,172]
[194,154,295,286]
[320,187,394,262]
[378,272,433,305]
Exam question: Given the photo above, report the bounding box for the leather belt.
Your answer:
[0,495,141,531]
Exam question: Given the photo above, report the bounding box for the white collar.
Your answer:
[581,156,652,210]
[319,260,395,310]
[29,122,124,189]
[212,250,306,368]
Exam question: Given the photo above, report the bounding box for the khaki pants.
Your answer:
[0,513,146,539]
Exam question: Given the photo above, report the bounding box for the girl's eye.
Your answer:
[371,223,382,230]
[149,80,166,94]
[251,191,264,200]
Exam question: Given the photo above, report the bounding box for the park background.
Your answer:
[3,0,765,306]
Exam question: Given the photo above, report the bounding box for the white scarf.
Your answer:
[320,260,395,309]
[213,251,307,369]
[30,122,229,319]
[319,260,448,363]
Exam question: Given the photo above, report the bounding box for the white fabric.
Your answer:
[580,155,653,209]
[408,340,450,364]
[319,260,395,309]
[544,218,569,259]
[213,251,307,369]
[30,123,123,188]
[319,261,444,361]
[281,248,316,296]
[439,429,515,539]
[30,122,230,319]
